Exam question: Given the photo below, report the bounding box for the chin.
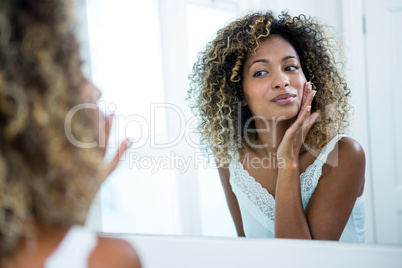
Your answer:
[273,106,300,121]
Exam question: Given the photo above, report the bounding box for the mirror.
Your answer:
[76,0,402,245]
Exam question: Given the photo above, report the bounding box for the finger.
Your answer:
[104,139,131,177]
[290,105,312,135]
[295,86,315,129]
[104,113,114,146]
[301,111,319,139]
[300,82,312,111]
[303,89,316,112]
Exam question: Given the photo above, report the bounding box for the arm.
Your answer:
[275,137,365,240]
[218,166,245,237]
[89,237,142,268]
[274,83,316,239]
[275,82,365,239]
[304,137,365,240]
[275,163,311,239]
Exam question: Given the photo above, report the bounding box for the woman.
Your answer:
[188,11,366,242]
[0,0,141,267]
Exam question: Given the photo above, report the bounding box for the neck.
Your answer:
[9,220,70,267]
[249,117,295,156]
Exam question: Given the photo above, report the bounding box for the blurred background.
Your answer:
[74,0,402,245]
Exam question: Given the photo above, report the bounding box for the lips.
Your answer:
[271,93,297,105]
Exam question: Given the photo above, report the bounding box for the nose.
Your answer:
[82,79,102,103]
[92,83,102,102]
[272,71,289,89]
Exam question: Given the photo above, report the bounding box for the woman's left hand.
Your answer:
[100,114,132,179]
[81,79,131,180]
[277,82,319,165]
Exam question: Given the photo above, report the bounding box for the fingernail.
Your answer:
[105,113,114,119]
[312,90,316,97]
[307,106,311,111]
[125,140,133,148]
[126,137,135,146]
[307,82,312,91]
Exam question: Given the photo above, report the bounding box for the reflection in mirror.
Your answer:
[85,0,177,235]
[78,0,402,246]
[85,0,241,237]
[188,10,366,242]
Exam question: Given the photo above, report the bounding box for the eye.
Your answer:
[253,70,267,77]
[285,65,298,71]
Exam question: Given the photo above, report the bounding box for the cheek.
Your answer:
[243,90,263,110]
[242,84,253,103]
[296,76,307,100]
[243,80,265,100]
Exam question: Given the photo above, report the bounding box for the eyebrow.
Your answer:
[249,55,298,68]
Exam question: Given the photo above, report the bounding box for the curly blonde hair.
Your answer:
[0,0,104,261]
[188,11,351,165]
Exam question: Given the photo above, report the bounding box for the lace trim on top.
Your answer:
[230,160,276,231]
[300,135,343,208]
[229,135,343,234]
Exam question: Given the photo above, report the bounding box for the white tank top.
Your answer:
[45,225,98,268]
[229,135,366,242]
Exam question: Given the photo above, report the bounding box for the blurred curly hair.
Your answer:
[188,10,351,166]
[0,0,104,261]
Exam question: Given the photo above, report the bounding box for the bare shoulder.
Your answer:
[324,136,365,195]
[325,136,365,167]
[337,136,365,165]
[89,237,142,268]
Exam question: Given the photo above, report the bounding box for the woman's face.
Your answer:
[80,78,107,148]
[81,78,101,104]
[242,34,307,122]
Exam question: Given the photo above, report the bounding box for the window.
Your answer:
[86,0,178,235]
[83,0,258,237]
[186,0,237,237]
